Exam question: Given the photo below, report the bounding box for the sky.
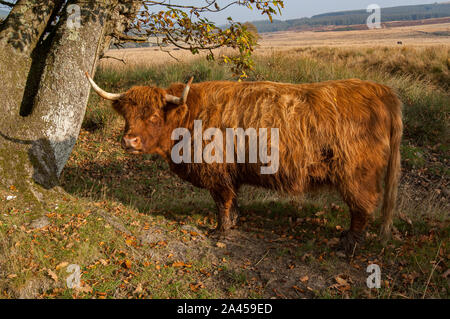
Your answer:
[200,0,443,24]
[0,1,444,23]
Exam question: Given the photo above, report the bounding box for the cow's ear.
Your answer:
[164,102,188,123]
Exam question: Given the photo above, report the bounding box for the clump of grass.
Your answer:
[95,58,231,90]
[82,101,116,132]
[403,97,449,145]
[401,144,427,170]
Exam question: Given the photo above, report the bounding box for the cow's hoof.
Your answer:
[339,230,364,257]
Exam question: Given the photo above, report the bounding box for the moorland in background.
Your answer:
[252,2,450,32]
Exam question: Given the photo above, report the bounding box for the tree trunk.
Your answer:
[27,0,113,187]
[0,0,64,207]
[0,0,124,207]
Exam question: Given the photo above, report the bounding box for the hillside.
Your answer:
[252,2,450,32]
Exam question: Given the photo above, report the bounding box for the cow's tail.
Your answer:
[380,92,403,241]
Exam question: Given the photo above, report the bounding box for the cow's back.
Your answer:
[168,79,400,193]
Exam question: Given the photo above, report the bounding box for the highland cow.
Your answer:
[86,72,403,253]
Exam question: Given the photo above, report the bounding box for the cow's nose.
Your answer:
[122,135,142,150]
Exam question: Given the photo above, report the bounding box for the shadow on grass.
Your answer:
[61,157,362,298]
[59,154,449,298]
[61,156,349,240]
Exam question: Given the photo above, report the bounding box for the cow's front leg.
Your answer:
[209,188,239,235]
[229,197,240,229]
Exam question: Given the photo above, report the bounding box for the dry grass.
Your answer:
[261,46,449,88]
[258,23,450,49]
[100,23,450,69]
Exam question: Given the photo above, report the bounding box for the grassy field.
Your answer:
[0,44,448,299]
[257,22,450,48]
[99,23,450,68]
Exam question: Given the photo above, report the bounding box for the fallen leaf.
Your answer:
[75,284,92,294]
[134,283,143,294]
[47,269,58,282]
[315,211,325,217]
[171,261,192,268]
[293,285,304,293]
[172,261,185,268]
[335,276,348,286]
[56,262,69,270]
[189,282,204,292]
[216,242,226,248]
[122,260,132,269]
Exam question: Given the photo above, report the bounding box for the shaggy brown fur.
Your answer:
[109,79,403,253]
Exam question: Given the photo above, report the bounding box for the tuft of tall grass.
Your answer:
[292,46,450,90]
[92,47,449,146]
[95,59,230,90]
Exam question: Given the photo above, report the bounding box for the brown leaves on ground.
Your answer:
[189,282,205,292]
[332,275,352,292]
[46,269,58,283]
[172,261,192,268]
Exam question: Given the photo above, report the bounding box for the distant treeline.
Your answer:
[252,3,450,32]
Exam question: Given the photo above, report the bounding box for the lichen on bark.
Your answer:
[0,0,132,207]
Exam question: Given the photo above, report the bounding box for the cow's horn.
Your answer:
[85,71,124,101]
[165,77,194,105]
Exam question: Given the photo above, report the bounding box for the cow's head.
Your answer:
[85,72,193,156]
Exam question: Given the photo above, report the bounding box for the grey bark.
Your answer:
[0,0,65,200]
[0,0,140,201]
[28,0,113,185]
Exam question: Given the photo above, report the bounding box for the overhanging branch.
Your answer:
[113,30,148,43]
[100,54,127,64]
[0,0,14,7]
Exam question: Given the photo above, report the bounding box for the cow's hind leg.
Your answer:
[339,167,383,255]
[209,187,239,235]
